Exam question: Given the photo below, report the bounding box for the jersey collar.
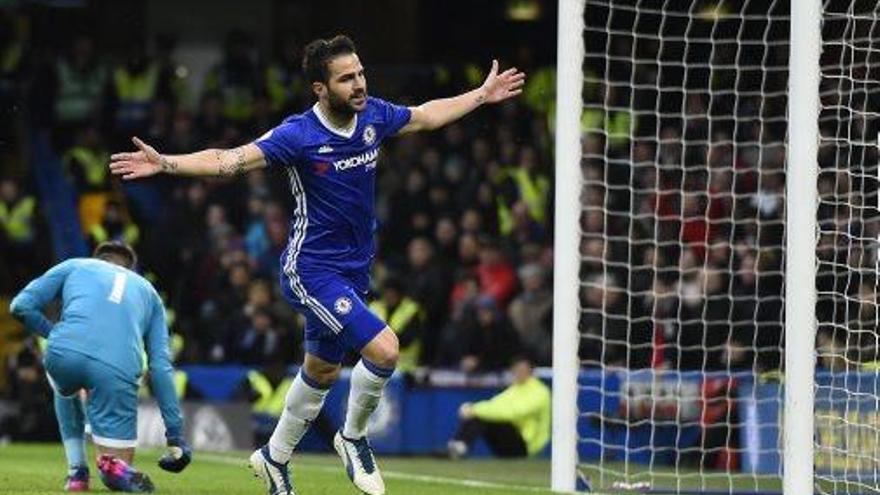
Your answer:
[312,103,358,139]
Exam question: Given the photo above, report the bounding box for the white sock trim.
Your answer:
[92,434,137,449]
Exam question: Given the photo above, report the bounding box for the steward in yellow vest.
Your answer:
[264,36,307,116]
[111,52,160,132]
[369,278,425,373]
[202,31,259,123]
[0,179,35,244]
[87,199,140,250]
[448,357,551,458]
[246,365,295,419]
[495,147,550,236]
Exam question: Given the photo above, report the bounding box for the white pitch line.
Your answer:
[197,452,566,494]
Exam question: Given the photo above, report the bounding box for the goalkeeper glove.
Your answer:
[158,437,192,473]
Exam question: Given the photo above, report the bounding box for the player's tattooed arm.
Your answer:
[215,147,250,177]
[159,155,179,173]
[398,59,524,134]
[111,138,267,179]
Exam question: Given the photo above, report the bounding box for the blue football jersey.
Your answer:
[10,258,183,438]
[255,97,411,276]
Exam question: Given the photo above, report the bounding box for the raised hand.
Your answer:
[109,137,170,180]
[480,59,527,104]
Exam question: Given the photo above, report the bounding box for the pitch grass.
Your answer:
[0,443,558,494]
[0,443,797,494]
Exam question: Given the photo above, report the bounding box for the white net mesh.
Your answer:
[815,2,880,494]
[575,1,876,493]
[579,1,789,491]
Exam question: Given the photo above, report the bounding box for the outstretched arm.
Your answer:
[109,137,267,180]
[398,59,526,134]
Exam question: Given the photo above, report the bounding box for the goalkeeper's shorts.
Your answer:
[279,268,386,365]
[44,348,138,448]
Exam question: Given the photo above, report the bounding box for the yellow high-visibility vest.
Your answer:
[248,371,294,418]
[203,68,254,122]
[65,147,110,189]
[581,108,635,147]
[114,64,159,124]
[90,222,140,246]
[369,298,423,372]
[264,65,305,114]
[510,168,550,223]
[496,168,550,235]
[55,61,106,123]
[0,196,35,242]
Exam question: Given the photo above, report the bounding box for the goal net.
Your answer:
[815,2,880,494]
[552,0,880,493]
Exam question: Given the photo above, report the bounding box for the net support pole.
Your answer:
[785,1,820,493]
[552,0,585,492]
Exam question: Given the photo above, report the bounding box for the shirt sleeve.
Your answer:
[371,97,412,137]
[9,260,76,338]
[144,291,184,441]
[254,122,303,168]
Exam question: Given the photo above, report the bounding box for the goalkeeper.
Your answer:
[9,242,191,493]
[447,356,551,459]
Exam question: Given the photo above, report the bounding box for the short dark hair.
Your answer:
[302,35,357,83]
[510,354,535,368]
[93,241,137,269]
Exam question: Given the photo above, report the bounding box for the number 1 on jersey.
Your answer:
[108,272,127,303]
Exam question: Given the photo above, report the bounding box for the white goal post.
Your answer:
[552,0,586,491]
[784,1,820,494]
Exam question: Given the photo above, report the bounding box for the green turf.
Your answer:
[0,443,804,494]
[0,443,558,494]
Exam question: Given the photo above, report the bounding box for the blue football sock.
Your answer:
[54,392,87,468]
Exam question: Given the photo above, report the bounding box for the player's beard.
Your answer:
[328,89,365,118]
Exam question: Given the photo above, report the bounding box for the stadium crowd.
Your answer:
[3,7,878,427]
[0,23,558,397]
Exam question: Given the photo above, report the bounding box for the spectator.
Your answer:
[107,39,166,146]
[580,273,652,368]
[202,30,260,124]
[63,123,112,232]
[475,237,517,307]
[235,309,288,365]
[0,178,38,288]
[369,277,426,373]
[507,264,553,366]
[457,295,520,373]
[403,237,451,363]
[447,356,550,459]
[263,34,308,116]
[46,34,107,141]
[432,216,459,265]
[496,145,550,237]
[86,199,140,251]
